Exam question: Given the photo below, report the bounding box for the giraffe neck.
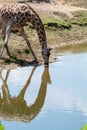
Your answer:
[29,7,47,52]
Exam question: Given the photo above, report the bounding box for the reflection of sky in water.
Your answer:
[48,53,87,116]
[0,52,87,130]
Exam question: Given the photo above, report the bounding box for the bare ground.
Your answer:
[29,2,87,18]
[0,0,87,70]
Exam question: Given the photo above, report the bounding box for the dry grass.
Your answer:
[71,0,87,8]
[0,0,20,3]
[59,0,87,8]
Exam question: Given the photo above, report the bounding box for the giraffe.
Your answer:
[0,3,51,66]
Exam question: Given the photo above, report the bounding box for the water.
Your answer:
[0,44,87,130]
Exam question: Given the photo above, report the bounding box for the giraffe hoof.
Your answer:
[33,59,39,65]
[44,62,49,67]
[35,60,39,64]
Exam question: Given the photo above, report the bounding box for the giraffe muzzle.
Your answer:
[44,62,49,66]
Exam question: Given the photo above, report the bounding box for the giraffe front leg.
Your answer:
[19,28,38,63]
[6,44,13,58]
[0,28,5,58]
[0,44,12,58]
[0,45,5,58]
[0,23,11,58]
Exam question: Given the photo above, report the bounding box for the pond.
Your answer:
[0,43,87,130]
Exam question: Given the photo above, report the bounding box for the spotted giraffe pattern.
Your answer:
[0,3,51,65]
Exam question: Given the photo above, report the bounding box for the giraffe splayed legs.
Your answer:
[0,22,38,62]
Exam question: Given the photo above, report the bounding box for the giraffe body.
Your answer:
[0,3,51,65]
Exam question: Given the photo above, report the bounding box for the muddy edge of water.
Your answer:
[0,38,87,71]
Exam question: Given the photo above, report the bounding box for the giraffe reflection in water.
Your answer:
[0,67,51,122]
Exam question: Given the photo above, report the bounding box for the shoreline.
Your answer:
[0,37,87,71]
[52,38,87,49]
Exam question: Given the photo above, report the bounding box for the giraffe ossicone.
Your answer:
[0,3,51,66]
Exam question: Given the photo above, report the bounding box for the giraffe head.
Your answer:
[42,47,52,66]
